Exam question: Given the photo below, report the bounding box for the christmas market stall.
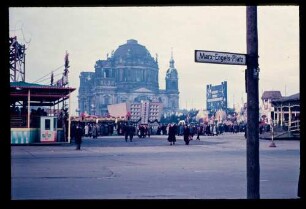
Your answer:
[10,81,75,144]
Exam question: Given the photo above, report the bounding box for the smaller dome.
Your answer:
[166,52,178,79]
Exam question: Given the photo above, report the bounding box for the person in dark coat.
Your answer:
[124,124,129,142]
[129,125,135,142]
[167,123,177,145]
[70,123,76,142]
[92,123,98,138]
[75,124,83,150]
[206,124,211,136]
[183,125,190,145]
[196,125,201,140]
[140,125,145,138]
[147,125,152,138]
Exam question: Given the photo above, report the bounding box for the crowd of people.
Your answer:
[158,122,246,137]
[164,122,246,146]
[11,107,49,127]
[70,120,248,149]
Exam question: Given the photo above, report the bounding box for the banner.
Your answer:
[107,103,128,118]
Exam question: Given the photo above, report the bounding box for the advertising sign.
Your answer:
[206,81,227,113]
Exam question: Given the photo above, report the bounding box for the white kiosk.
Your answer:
[40,116,57,142]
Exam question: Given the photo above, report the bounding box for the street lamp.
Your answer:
[269,121,276,147]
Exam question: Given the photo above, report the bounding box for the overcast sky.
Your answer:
[9,6,299,115]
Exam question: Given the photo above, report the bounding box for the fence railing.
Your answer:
[289,120,300,132]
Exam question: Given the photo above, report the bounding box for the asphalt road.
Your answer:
[11,132,300,200]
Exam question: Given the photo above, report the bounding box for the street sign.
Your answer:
[195,50,247,65]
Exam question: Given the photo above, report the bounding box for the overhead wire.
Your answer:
[36,72,64,85]
[31,65,64,83]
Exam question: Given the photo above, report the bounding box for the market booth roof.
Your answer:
[10,81,76,106]
[271,93,300,107]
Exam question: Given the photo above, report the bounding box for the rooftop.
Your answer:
[261,91,282,100]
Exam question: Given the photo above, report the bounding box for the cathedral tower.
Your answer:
[165,49,179,111]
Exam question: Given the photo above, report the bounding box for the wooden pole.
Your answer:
[288,103,291,130]
[27,89,30,128]
[68,93,71,143]
[281,104,283,126]
[246,6,260,199]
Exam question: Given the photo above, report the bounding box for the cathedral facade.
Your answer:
[78,39,179,116]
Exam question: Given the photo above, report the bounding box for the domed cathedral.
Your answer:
[78,39,179,116]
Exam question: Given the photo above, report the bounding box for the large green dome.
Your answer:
[113,39,157,67]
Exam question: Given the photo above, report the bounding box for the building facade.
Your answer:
[78,39,179,116]
[130,101,163,124]
[260,90,282,124]
[260,91,299,126]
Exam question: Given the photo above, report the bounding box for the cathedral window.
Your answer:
[124,69,127,81]
[136,69,141,82]
[103,69,111,78]
[171,81,176,89]
[104,96,111,105]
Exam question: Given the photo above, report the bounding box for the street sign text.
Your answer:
[195,50,247,65]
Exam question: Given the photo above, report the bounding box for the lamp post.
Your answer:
[269,121,276,147]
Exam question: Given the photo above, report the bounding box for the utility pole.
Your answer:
[194,7,255,198]
[246,6,260,199]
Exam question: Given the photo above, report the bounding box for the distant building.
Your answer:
[107,101,163,124]
[260,90,282,124]
[130,101,163,124]
[272,93,300,129]
[78,39,179,116]
[261,90,282,102]
[261,91,300,126]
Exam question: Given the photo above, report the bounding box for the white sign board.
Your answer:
[108,102,128,118]
[195,50,247,65]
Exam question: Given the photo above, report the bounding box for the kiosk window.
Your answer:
[53,118,57,130]
[45,119,50,130]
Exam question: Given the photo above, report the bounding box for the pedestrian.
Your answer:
[75,124,83,150]
[92,123,98,139]
[88,124,92,138]
[70,122,76,142]
[188,125,193,140]
[147,125,151,138]
[84,123,89,137]
[124,124,129,142]
[183,124,190,145]
[129,125,135,142]
[167,123,177,145]
[196,125,201,140]
[143,125,148,138]
[140,125,145,138]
